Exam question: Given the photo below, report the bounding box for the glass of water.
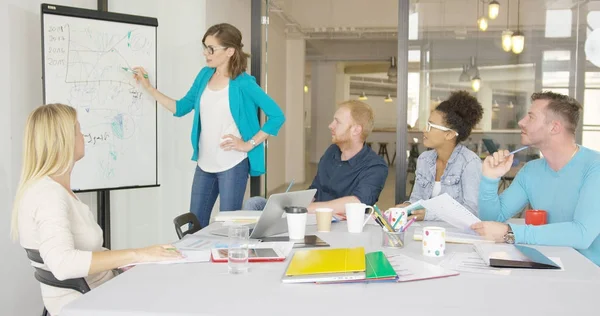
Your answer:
[228,225,249,274]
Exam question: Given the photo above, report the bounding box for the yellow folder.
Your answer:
[285,247,366,276]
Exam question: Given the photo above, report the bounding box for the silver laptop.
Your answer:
[210,189,317,239]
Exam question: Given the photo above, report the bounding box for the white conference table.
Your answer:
[62,220,600,316]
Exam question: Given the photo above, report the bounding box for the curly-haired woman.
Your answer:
[398,90,484,221]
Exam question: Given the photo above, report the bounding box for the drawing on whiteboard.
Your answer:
[43,14,157,189]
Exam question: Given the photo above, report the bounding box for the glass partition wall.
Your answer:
[400,0,599,200]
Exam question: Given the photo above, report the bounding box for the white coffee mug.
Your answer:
[386,208,408,230]
[345,203,374,233]
[422,226,446,257]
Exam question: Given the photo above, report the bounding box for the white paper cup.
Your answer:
[285,206,308,240]
[315,208,333,232]
[422,226,446,257]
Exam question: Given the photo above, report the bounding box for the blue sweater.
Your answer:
[479,146,600,266]
[174,67,285,176]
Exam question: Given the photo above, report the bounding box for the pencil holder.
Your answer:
[381,229,405,248]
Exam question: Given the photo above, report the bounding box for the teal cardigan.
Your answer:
[174,67,285,176]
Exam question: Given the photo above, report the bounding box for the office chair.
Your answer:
[173,212,202,239]
[24,248,91,316]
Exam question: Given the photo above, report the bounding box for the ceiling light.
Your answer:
[477,16,488,31]
[488,1,500,20]
[512,31,525,54]
[384,94,393,103]
[471,75,481,92]
[387,57,398,83]
[512,0,524,54]
[493,100,500,111]
[508,101,515,109]
[466,57,479,78]
[359,92,368,101]
[459,64,471,82]
[502,30,513,52]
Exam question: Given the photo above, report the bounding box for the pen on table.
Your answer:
[401,217,417,233]
[122,67,149,78]
[285,179,295,193]
[509,146,529,155]
[165,247,178,252]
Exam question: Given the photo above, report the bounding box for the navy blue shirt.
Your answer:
[309,144,388,206]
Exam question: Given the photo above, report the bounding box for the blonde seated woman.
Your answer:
[11,104,183,315]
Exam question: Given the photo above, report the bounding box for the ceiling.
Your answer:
[267,0,600,95]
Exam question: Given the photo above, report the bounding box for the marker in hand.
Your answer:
[122,67,148,78]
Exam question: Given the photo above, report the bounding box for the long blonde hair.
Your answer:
[10,103,78,240]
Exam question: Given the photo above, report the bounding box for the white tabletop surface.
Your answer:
[62,220,600,316]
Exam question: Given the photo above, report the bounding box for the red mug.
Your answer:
[525,209,547,225]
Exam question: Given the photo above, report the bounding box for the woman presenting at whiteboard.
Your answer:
[133,23,285,228]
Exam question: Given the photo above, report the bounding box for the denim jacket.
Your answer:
[410,144,482,220]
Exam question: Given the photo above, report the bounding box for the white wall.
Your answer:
[285,39,306,184]
[352,95,399,129]
[264,13,287,193]
[1,1,97,314]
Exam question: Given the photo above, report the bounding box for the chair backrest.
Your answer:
[24,248,91,294]
[173,212,202,239]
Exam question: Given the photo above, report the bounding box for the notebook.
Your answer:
[316,251,397,284]
[474,243,561,269]
[282,247,366,283]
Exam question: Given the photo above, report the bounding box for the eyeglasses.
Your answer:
[203,44,227,55]
[426,121,459,136]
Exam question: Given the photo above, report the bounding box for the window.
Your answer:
[545,10,572,38]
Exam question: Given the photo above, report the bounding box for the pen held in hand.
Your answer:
[122,67,149,78]
[509,146,529,155]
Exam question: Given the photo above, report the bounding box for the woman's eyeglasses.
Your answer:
[426,121,459,136]
[203,44,227,55]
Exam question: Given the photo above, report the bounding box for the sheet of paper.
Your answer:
[119,249,212,268]
[172,234,229,250]
[439,252,511,276]
[419,193,481,232]
[384,253,459,282]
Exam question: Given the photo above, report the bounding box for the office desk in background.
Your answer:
[61,221,600,316]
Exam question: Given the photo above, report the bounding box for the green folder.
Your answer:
[365,251,398,280]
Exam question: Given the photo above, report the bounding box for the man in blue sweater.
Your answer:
[472,91,600,266]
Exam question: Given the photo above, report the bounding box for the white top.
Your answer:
[431,181,442,197]
[197,85,247,173]
[17,176,113,316]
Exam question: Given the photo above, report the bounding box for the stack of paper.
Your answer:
[386,253,459,282]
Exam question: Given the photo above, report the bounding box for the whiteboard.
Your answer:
[41,5,159,191]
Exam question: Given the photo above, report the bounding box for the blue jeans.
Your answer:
[243,196,268,210]
[190,159,249,228]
